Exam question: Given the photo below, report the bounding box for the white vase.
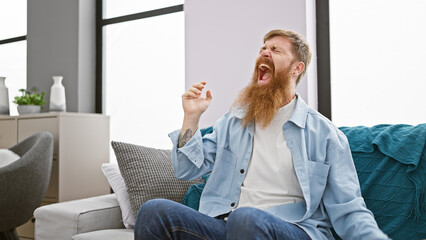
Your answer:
[49,76,66,112]
[0,77,10,115]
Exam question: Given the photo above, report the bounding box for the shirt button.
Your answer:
[240,169,245,174]
[231,202,235,207]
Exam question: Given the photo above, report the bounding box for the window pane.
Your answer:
[0,41,27,116]
[105,12,185,149]
[0,1,27,39]
[330,0,426,126]
[104,0,183,19]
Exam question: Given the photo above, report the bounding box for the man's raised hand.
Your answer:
[178,82,212,148]
[182,81,212,117]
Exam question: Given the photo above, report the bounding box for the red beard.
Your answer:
[234,57,293,128]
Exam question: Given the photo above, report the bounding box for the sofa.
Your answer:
[34,124,426,240]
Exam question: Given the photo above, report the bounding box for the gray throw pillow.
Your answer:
[111,141,200,218]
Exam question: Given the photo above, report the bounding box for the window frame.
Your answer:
[0,36,26,45]
[95,0,184,113]
[315,0,332,120]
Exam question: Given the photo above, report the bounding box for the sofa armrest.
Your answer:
[34,194,125,240]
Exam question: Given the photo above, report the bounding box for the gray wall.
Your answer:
[27,0,96,113]
[185,0,318,127]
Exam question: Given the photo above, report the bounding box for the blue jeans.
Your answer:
[134,199,311,240]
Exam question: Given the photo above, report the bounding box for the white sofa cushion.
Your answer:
[0,149,20,168]
[101,163,135,229]
[72,229,133,240]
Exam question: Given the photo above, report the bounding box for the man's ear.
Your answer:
[292,61,305,76]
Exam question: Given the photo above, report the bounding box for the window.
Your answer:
[99,1,185,150]
[329,0,426,126]
[0,1,27,116]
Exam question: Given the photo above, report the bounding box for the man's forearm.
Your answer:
[178,129,193,148]
[178,114,201,148]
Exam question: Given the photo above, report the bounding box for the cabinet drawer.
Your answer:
[18,118,59,155]
[0,119,17,148]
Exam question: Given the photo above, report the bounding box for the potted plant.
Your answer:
[13,87,46,115]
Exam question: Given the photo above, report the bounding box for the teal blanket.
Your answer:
[339,124,426,240]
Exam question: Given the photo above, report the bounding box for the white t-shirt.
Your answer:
[237,97,304,210]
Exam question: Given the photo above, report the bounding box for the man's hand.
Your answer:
[182,81,212,117]
[178,82,212,148]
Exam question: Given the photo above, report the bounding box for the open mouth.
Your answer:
[258,64,272,84]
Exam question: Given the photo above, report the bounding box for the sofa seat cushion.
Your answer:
[72,229,133,240]
[34,194,124,240]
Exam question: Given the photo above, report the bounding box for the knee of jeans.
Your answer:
[136,198,171,222]
[227,207,261,230]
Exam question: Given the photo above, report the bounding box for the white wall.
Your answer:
[185,0,317,128]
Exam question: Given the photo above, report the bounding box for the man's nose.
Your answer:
[260,49,271,58]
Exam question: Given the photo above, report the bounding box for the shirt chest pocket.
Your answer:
[307,160,330,206]
[205,146,237,197]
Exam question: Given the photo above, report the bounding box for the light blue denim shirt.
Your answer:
[169,95,389,240]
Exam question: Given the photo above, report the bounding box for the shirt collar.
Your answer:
[288,93,308,129]
[231,93,309,129]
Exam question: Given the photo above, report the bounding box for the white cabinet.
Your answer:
[0,119,17,147]
[0,112,110,239]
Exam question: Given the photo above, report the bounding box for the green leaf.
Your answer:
[13,87,46,108]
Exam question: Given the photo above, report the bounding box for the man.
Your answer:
[134,29,389,240]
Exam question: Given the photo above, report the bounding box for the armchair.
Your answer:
[0,132,54,240]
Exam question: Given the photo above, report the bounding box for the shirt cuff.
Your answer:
[168,129,204,168]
